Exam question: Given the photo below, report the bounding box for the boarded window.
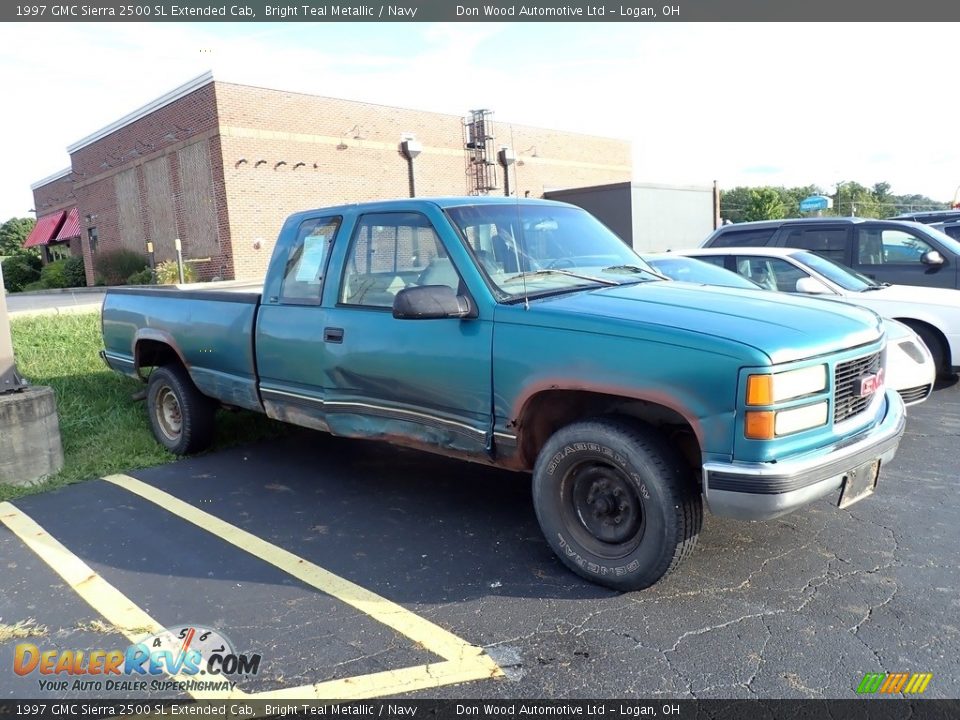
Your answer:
[114,168,143,252]
[177,141,219,259]
[143,157,177,261]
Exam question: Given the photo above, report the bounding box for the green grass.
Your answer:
[2,312,288,502]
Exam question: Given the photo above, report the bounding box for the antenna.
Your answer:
[509,125,529,310]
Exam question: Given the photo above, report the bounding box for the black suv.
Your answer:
[891,209,960,224]
[701,217,960,289]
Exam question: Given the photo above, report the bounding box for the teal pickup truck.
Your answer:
[102,197,906,590]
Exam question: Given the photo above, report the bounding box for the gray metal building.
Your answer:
[544,181,717,252]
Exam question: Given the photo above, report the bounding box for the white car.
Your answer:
[644,253,936,406]
[676,247,960,378]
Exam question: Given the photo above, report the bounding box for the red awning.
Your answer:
[23,211,66,248]
[53,207,81,242]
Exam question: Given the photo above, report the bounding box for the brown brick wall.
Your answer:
[69,84,225,284]
[214,82,631,280]
[36,78,630,284]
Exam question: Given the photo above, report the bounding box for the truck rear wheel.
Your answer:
[146,365,216,455]
[532,417,702,591]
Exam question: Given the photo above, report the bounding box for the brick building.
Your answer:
[29,72,632,284]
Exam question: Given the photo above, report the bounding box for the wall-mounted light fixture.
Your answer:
[274,161,287,169]
[399,136,423,198]
[293,162,306,170]
[254,160,267,167]
[235,158,248,168]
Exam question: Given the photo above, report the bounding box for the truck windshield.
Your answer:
[446,203,658,299]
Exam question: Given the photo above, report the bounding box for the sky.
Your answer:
[3,21,959,220]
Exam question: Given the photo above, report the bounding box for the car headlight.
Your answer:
[745,401,829,439]
[745,365,827,405]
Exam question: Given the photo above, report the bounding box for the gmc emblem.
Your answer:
[859,368,884,397]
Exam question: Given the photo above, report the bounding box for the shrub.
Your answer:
[93,248,148,286]
[22,280,48,292]
[1,253,42,292]
[40,259,69,289]
[127,268,156,285]
[63,255,87,287]
[155,260,197,285]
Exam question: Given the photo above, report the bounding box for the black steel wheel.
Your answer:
[532,417,702,591]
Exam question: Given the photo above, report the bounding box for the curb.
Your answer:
[10,304,102,319]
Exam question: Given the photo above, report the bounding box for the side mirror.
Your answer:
[392,285,475,320]
[795,276,832,295]
[921,250,945,266]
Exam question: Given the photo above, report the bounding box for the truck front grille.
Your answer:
[834,351,881,423]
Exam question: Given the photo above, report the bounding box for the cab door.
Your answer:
[852,224,955,288]
[320,207,494,455]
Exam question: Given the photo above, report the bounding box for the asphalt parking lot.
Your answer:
[1,383,958,701]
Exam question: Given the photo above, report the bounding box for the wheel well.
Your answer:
[135,339,184,380]
[895,318,950,367]
[515,390,702,475]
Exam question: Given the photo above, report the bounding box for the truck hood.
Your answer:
[522,281,883,365]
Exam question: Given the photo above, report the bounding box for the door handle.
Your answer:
[324,327,344,343]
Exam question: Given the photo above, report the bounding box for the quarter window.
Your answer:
[280,216,341,303]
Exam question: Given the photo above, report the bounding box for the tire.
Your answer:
[146,365,216,455]
[904,321,948,377]
[532,417,702,591]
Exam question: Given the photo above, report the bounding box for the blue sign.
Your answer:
[800,195,833,212]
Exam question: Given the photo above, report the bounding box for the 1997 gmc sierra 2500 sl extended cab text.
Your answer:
[101,198,906,590]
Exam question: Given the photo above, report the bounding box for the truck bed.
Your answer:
[101,286,264,411]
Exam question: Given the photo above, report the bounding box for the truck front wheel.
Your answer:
[532,417,702,591]
[146,365,216,455]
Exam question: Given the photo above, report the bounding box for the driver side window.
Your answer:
[340,212,459,308]
[857,228,933,265]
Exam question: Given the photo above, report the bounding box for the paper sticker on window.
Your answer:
[296,235,326,282]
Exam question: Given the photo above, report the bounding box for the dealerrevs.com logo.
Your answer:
[14,625,261,693]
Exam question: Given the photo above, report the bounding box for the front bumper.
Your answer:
[703,389,906,520]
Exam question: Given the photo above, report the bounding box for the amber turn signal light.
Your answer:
[745,410,775,440]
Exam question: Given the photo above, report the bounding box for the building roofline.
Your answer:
[30,167,72,190]
[66,71,214,154]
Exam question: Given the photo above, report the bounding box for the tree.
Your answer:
[719,186,753,224]
[744,188,785,222]
[0,217,36,257]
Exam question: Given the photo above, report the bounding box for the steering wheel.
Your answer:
[546,257,575,269]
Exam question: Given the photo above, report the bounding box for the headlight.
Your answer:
[745,401,829,439]
[746,365,827,405]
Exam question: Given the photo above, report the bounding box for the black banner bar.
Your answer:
[2,1,959,23]
[1,700,959,720]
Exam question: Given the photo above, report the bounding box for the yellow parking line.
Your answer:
[0,475,500,700]
[0,501,234,700]
[103,473,495,666]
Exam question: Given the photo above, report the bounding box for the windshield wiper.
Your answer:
[601,264,668,281]
[502,269,620,286]
[860,282,891,292]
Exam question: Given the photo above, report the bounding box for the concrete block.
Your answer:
[0,386,65,487]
